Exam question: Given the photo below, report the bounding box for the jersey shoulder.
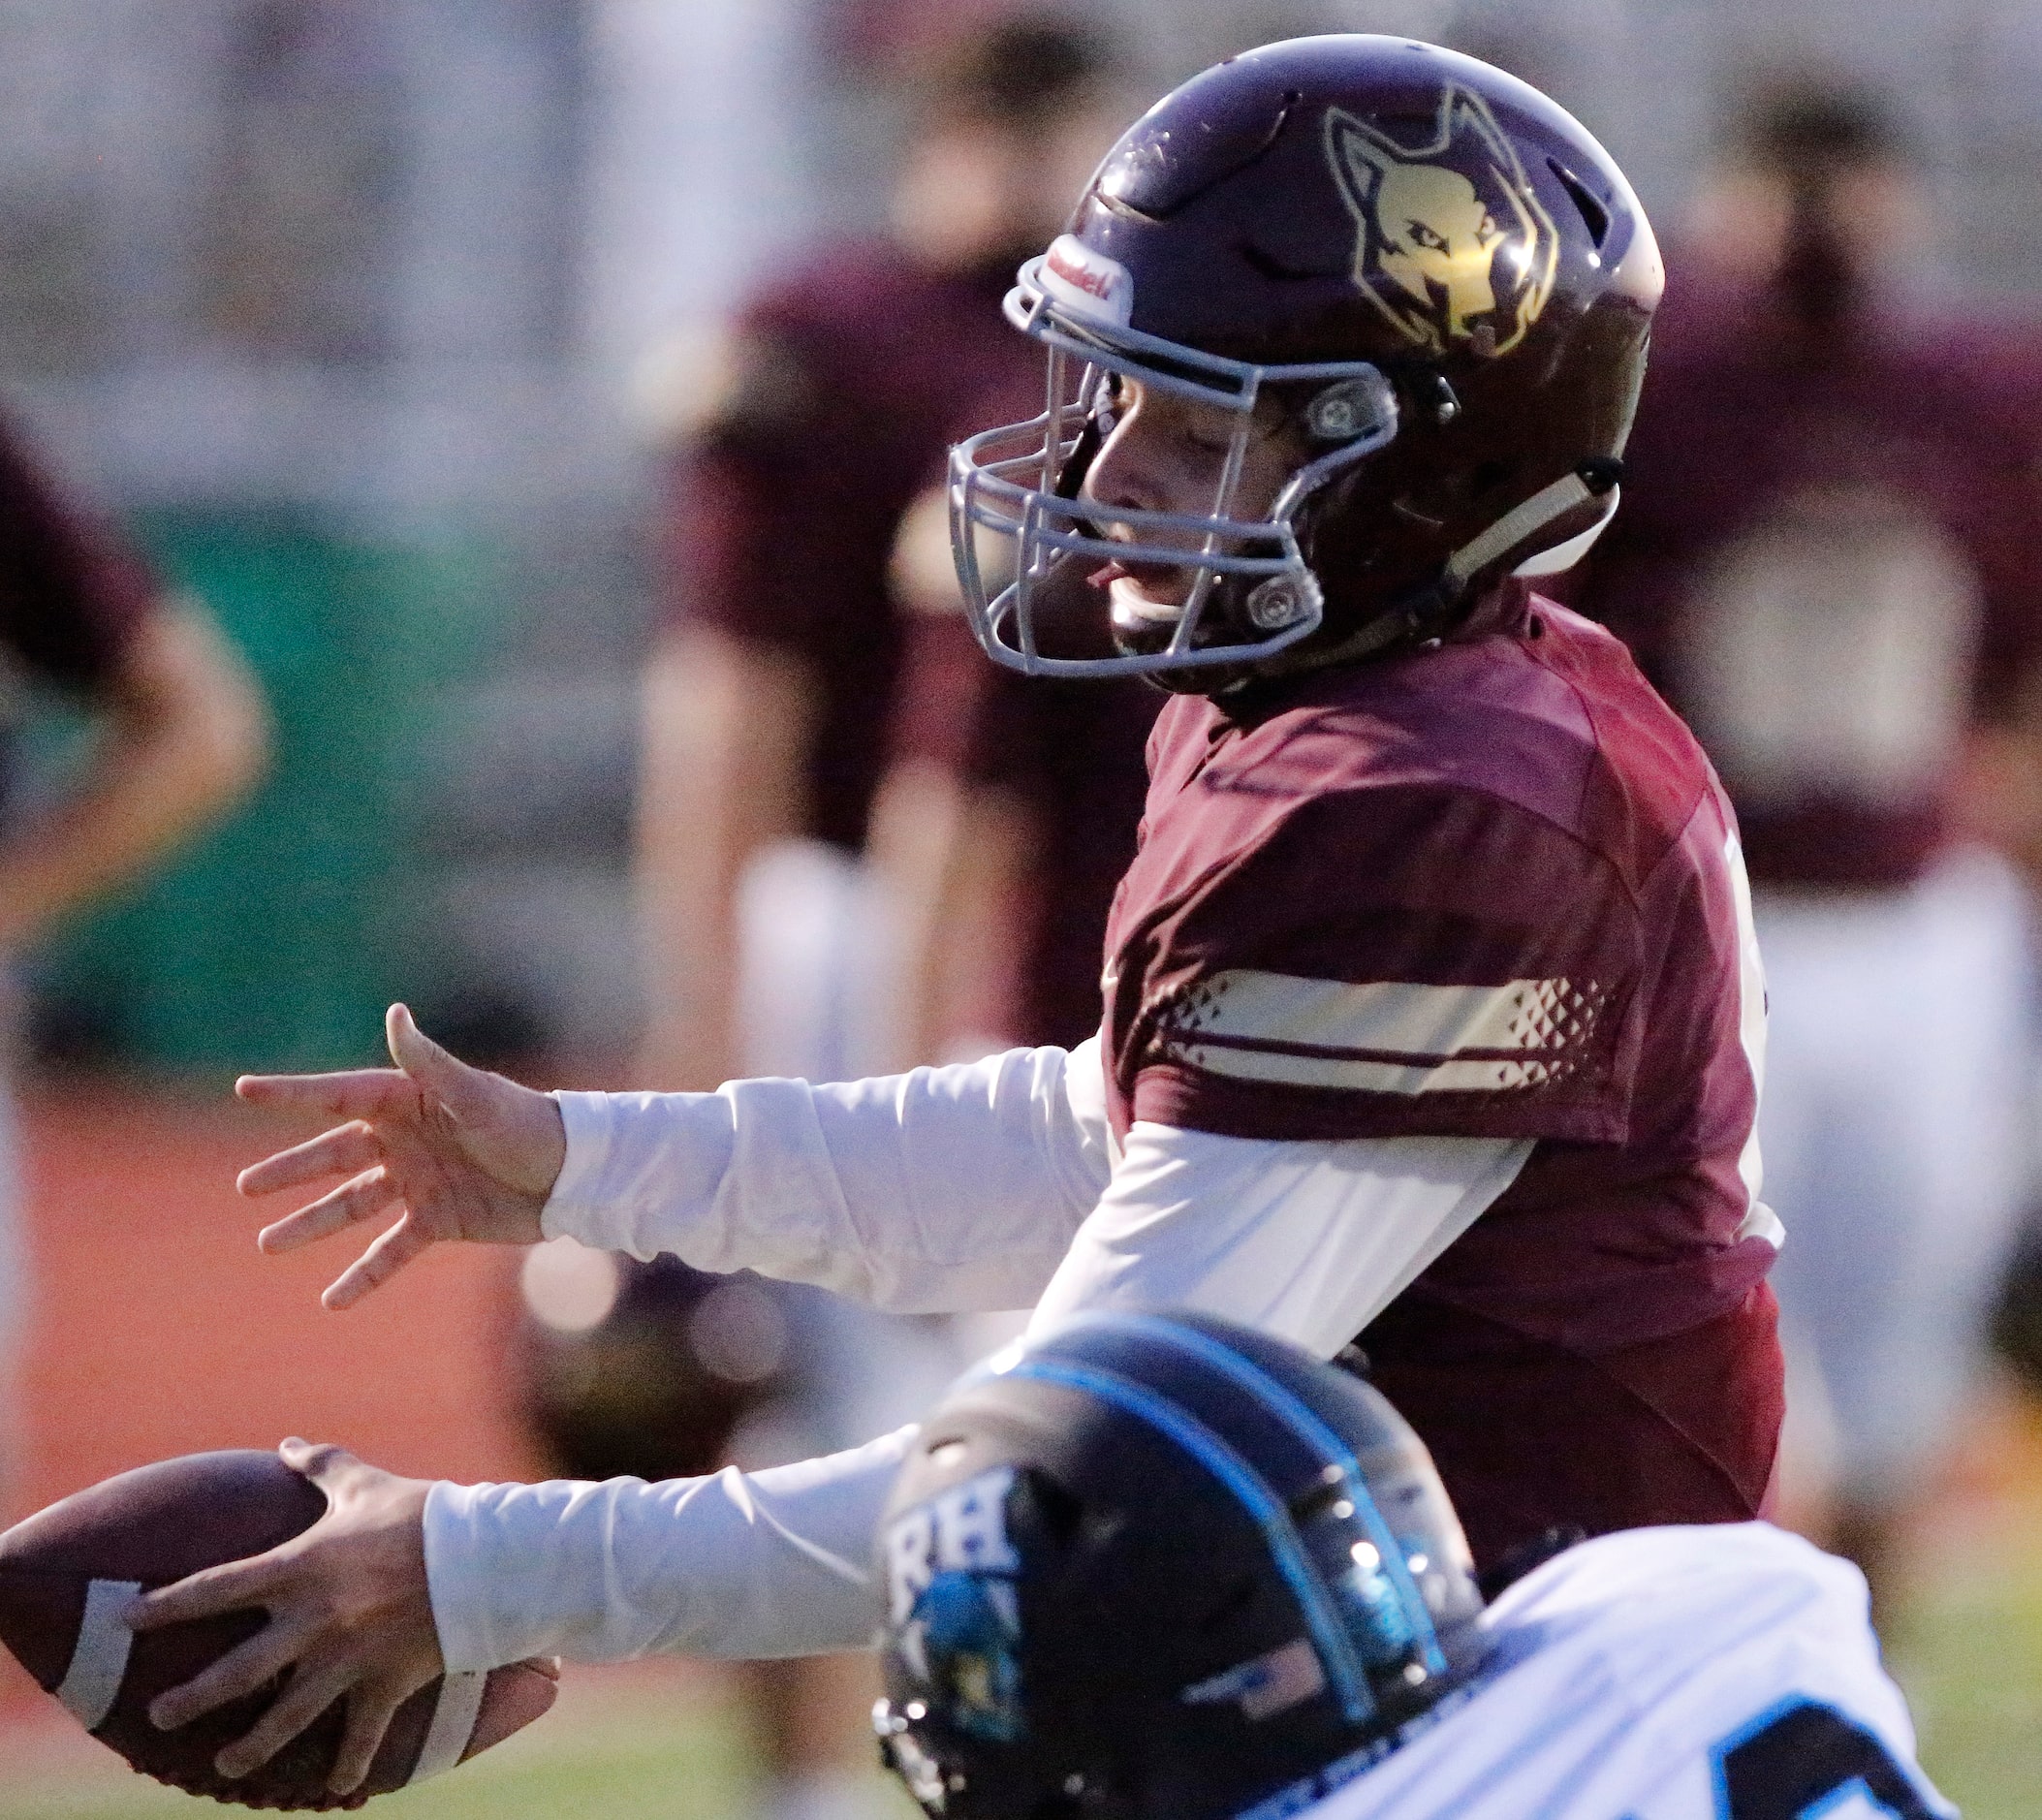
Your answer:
[675,240,958,446]
[1300,1525,1947,1820]
[1489,1525,1938,1811]
[0,413,159,685]
[1149,599,1715,889]
[738,237,936,336]
[1484,1522,1869,1660]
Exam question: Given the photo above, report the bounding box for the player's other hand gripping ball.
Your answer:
[0,1451,555,1809]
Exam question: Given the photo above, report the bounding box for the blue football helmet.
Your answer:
[873,1311,1488,1820]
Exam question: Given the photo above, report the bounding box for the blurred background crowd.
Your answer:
[4,0,2042,1814]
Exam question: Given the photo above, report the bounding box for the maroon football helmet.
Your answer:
[949,36,1662,690]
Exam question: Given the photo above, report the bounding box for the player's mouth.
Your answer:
[1089,557,1190,623]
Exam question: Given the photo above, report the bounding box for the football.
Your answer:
[0,1449,557,1810]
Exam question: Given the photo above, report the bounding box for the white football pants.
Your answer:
[1758,845,2036,1504]
[732,839,963,1459]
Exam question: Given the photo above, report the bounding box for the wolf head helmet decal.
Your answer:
[1324,87,1558,359]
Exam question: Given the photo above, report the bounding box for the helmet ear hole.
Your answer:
[1304,372,1398,443]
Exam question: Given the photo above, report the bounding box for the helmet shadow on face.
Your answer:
[950,324,1397,685]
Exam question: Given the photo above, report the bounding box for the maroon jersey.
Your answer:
[1101,585,1782,1566]
[0,416,156,692]
[665,242,1032,854]
[893,609,1158,1047]
[1574,278,2042,890]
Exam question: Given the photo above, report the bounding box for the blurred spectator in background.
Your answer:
[0,413,268,1497]
[1573,80,2042,1632]
[586,19,1127,1820]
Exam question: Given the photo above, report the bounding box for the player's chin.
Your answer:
[1108,577,1191,652]
[1107,573,1259,671]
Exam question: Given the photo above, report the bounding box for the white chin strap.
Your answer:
[1514,486,1619,578]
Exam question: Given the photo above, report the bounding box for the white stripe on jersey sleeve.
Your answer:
[1167,1042,1567,1094]
[1160,970,1613,1094]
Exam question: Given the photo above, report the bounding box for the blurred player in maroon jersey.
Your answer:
[636,16,1123,1092]
[1573,83,2042,1626]
[129,42,1797,1799]
[878,427,1157,1066]
[620,21,1125,1820]
[0,413,267,1502]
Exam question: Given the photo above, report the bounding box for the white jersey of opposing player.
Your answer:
[1290,1522,1950,1820]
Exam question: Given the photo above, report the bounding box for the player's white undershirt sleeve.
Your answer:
[539,1038,1114,1313]
[425,1431,916,1669]
[424,1040,1529,1669]
[538,1033,1528,1350]
[1028,1119,1531,1356]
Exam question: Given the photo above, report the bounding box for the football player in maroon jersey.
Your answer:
[637,17,1123,1094]
[129,40,1785,1798]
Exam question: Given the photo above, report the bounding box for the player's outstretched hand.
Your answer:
[125,1439,440,1797]
[237,1002,566,1309]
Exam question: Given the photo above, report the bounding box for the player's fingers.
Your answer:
[235,1068,406,1118]
[320,1215,433,1312]
[255,1167,401,1256]
[147,1616,304,1734]
[125,1553,290,1632]
[214,1658,352,1781]
[237,1122,382,1198]
[278,1437,365,1493]
[385,1005,499,1127]
[328,1683,411,1795]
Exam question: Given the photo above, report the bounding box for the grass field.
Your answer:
[0,1682,761,1818]
[1890,1483,2042,1816]
[0,1082,2034,1817]
[0,1661,782,1820]
[1904,1585,2042,1810]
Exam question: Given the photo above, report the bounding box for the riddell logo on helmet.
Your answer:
[1324,87,1558,359]
[1042,235,1135,328]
